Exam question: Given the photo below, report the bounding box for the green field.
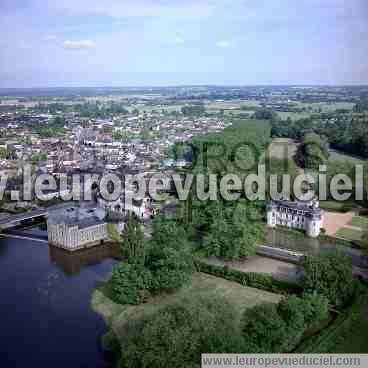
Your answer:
[91,272,281,340]
[128,104,184,113]
[319,200,346,211]
[335,227,363,241]
[276,111,311,121]
[349,216,368,229]
[329,150,366,164]
[293,101,355,113]
[318,200,361,212]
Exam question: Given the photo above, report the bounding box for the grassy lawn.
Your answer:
[319,199,362,213]
[328,151,366,165]
[91,272,282,340]
[349,216,368,230]
[335,227,363,241]
[319,200,348,212]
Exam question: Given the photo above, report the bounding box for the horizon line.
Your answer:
[1,84,368,90]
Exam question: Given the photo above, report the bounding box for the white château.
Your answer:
[266,197,323,238]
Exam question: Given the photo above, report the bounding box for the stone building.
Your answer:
[97,194,155,221]
[47,205,111,251]
[266,197,323,238]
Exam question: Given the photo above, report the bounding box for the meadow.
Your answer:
[91,272,282,341]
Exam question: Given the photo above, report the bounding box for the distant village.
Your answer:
[0,98,231,250]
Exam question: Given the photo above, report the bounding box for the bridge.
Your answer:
[258,244,368,282]
[0,202,94,231]
[0,233,48,243]
[0,209,48,230]
[257,244,305,264]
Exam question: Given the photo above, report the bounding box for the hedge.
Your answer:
[319,234,363,250]
[195,259,302,295]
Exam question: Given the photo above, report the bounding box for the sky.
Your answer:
[0,0,367,87]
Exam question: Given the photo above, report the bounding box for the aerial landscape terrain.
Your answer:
[0,1,368,368]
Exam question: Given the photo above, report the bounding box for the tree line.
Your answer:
[271,115,368,158]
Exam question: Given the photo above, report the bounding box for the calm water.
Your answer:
[0,229,118,368]
[266,229,368,268]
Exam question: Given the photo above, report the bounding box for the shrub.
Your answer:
[148,244,193,294]
[111,263,152,305]
[302,293,330,326]
[194,259,302,295]
[111,217,195,305]
[119,296,241,368]
[147,221,194,295]
[202,203,264,260]
[302,252,355,307]
[241,294,330,353]
[241,303,288,353]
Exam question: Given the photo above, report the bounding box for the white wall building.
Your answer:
[98,195,154,221]
[266,198,323,238]
[47,205,113,251]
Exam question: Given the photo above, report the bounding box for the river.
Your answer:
[266,228,368,268]
[0,227,119,367]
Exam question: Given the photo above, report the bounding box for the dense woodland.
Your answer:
[271,114,368,158]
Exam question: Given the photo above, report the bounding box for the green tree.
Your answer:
[241,303,288,353]
[0,147,16,160]
[54,116,66,126]
[203,202,264,260]
[181,104,206,116]
[111,262,152,305]
[277,294,328,351]
[301,293,329,326]
[252,108,277,120]
[302,252,355,307]
[119,296,242,368]
[296,132,329,169]
[102,125,113,134]
[121,214,146,264]
[147,219,194,294]
[241,294,329,354]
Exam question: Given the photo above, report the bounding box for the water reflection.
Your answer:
[49,243,121,275]
[267,229,322,254]
[266,228,368,268]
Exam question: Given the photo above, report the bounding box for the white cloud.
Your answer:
[62,39,96,50]
[215,40,232,48]
[174,37,185,44]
